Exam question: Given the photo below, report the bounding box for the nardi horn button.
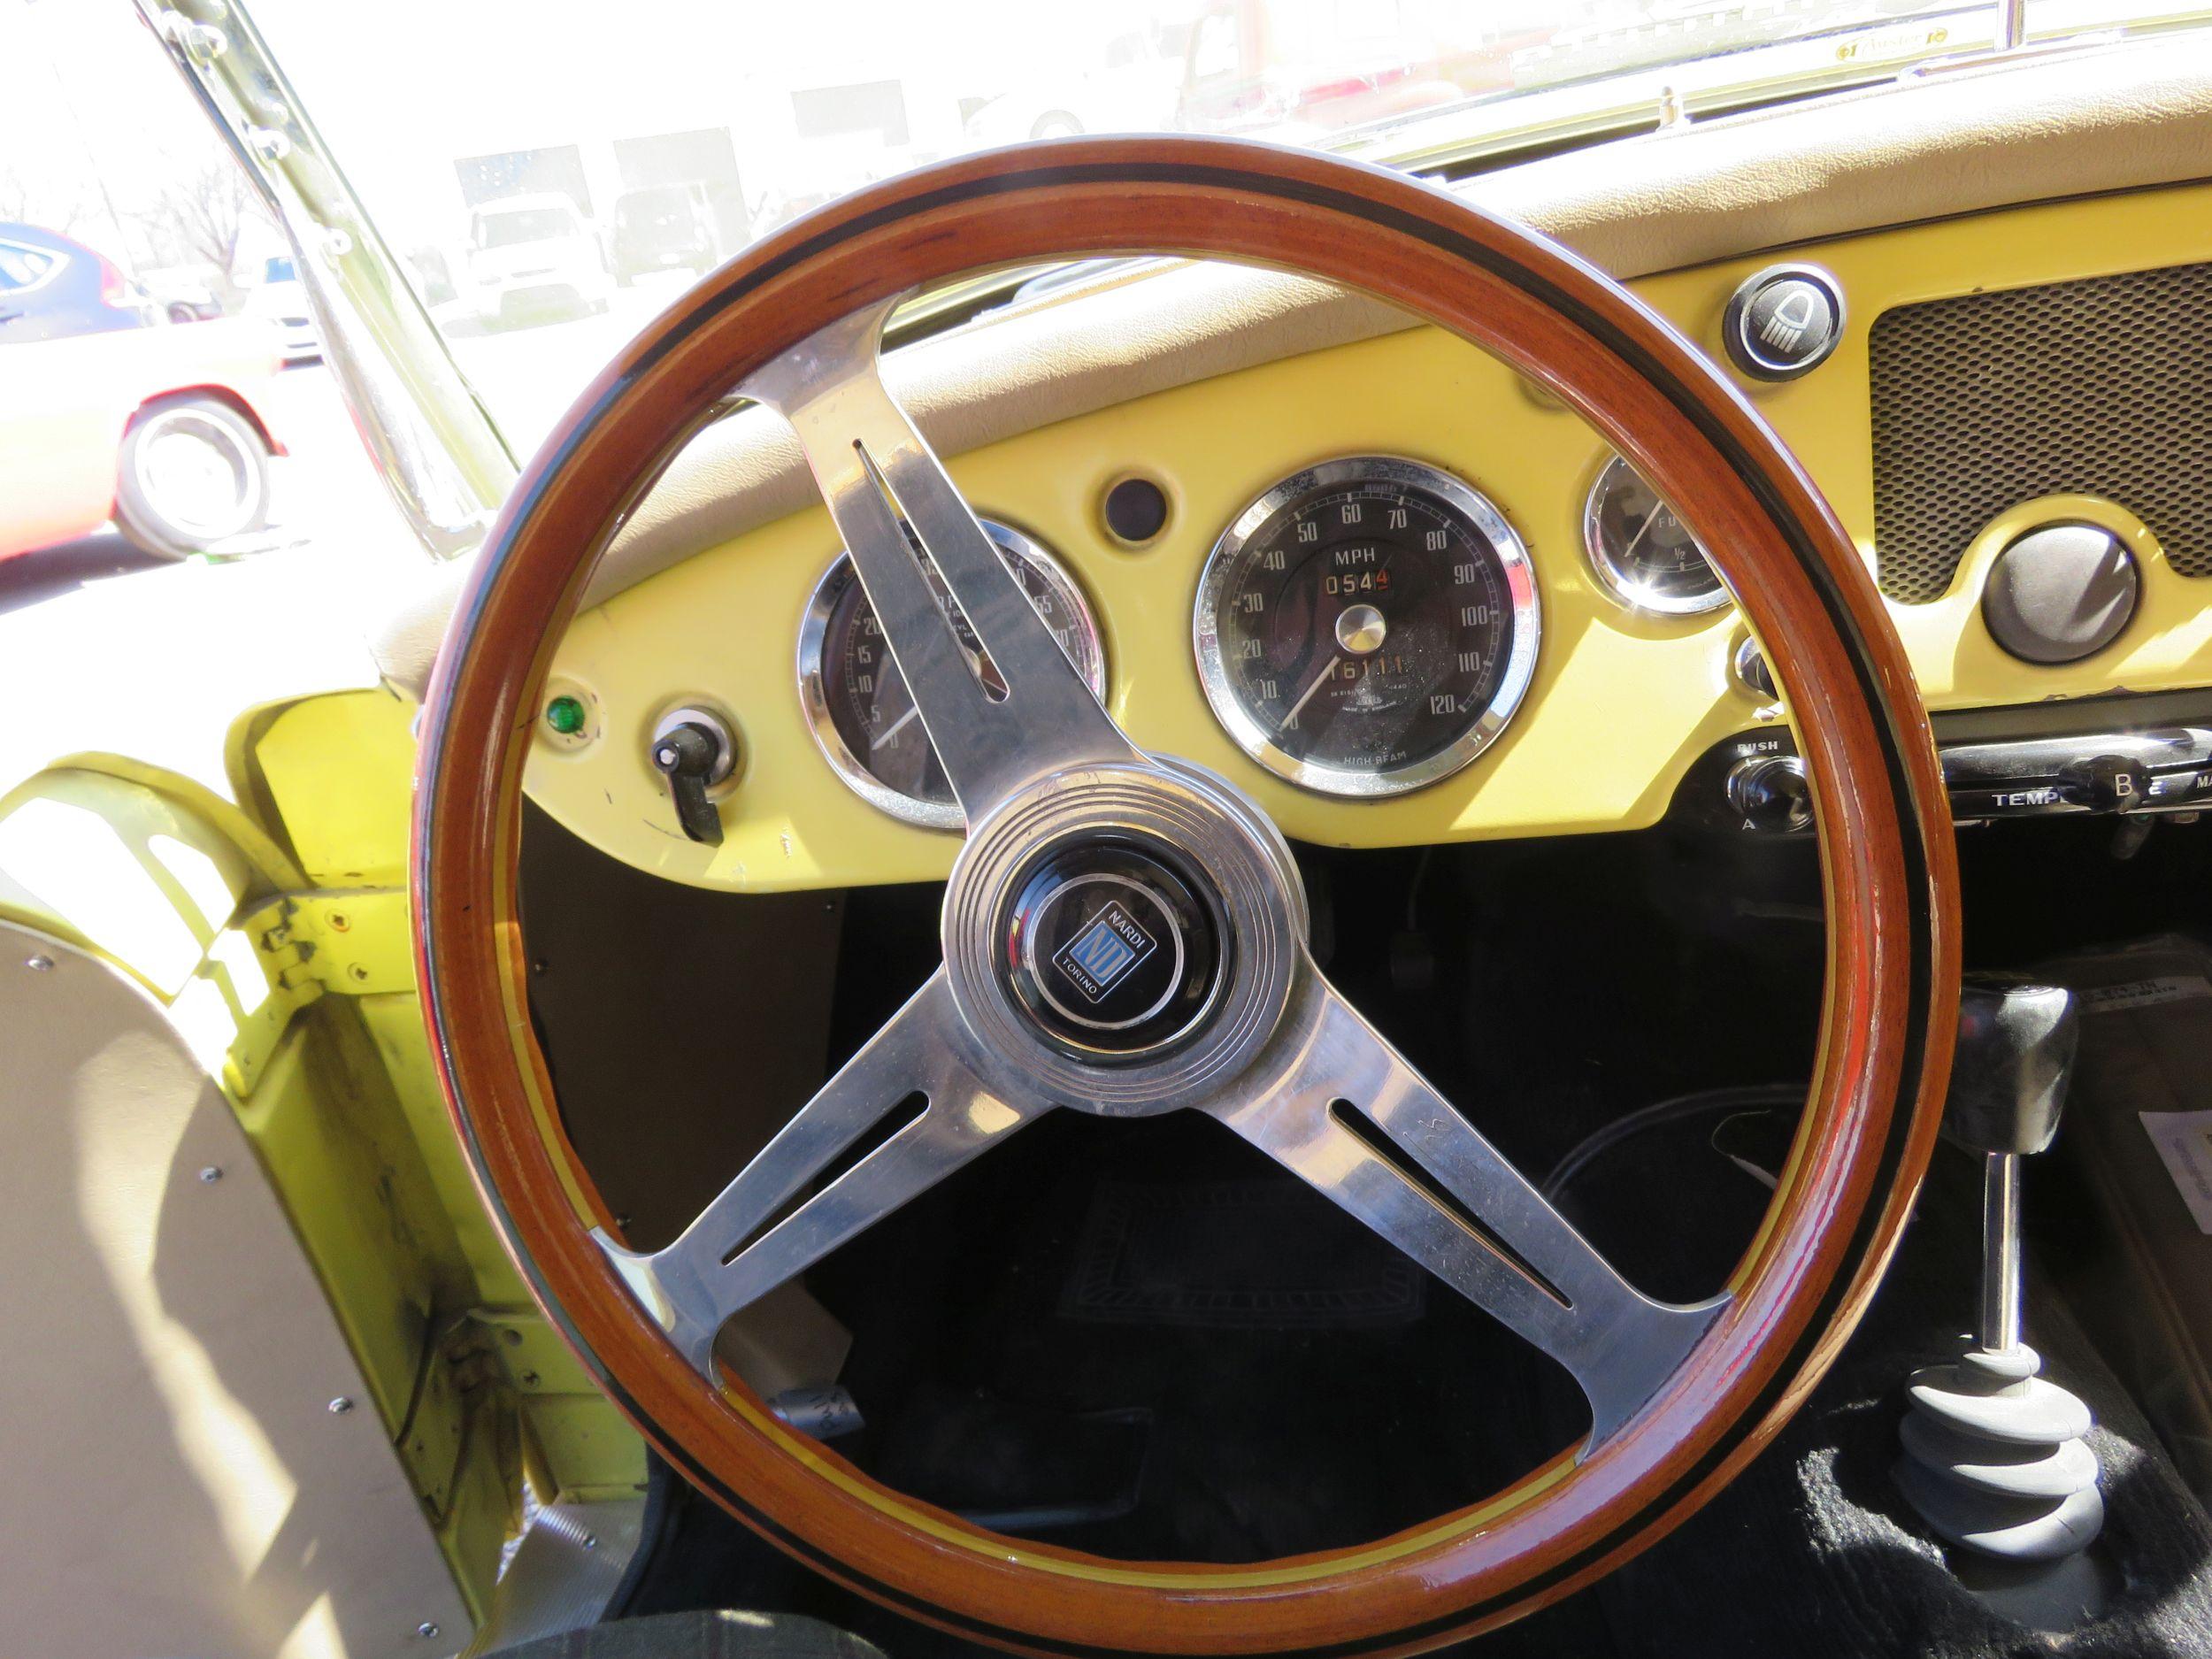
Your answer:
[1002,838,1227,1063]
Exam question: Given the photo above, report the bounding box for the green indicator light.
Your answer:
[545,695,587,736]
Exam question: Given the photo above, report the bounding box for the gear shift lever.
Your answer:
[1950,978,2075,1357]
[1896,976,2103,1564]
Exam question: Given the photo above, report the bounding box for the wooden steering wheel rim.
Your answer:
[414,137,1959,1655]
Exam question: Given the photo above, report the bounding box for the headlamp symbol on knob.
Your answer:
[1756,289,1818,355]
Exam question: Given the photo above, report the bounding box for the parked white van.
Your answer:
[467,191,613,326]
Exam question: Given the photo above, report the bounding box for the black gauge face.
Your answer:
[1583,453,1728,614]
[1194,459,1540,796]
[803,524,1104,826]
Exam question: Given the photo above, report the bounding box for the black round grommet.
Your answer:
[1982,522,2139,664]
[1103,476,1170,544]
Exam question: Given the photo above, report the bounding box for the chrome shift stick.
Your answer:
[1979,1148,2024,1356]
[1896,977,2102,1567]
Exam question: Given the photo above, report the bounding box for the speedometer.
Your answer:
[1193,457,1540,797]
[799,520,1105,828]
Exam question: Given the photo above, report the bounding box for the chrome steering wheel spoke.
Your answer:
[1210,961,1727,1448]
[596,972,1043,1377]
[741,298,1141,824]
[639,302,1722,1445]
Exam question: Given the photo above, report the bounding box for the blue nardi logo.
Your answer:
[1051,900,1156,1002]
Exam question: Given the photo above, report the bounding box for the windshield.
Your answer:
[618,187,694,225]
[0,0,2200,619]
[474,206,579,249]
[245,0,2189,447]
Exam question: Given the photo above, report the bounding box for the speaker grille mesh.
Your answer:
[1870,260,2212,603]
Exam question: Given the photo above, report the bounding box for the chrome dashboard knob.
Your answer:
[1725,753,1813,833]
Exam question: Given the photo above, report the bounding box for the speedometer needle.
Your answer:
[1282,656,1340,729]
[870,703,921,751]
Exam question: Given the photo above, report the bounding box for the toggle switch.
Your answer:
[649,707,737,846]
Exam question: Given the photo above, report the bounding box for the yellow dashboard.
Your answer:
[529,180,2212,894]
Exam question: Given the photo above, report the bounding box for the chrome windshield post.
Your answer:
[133,0,518,560]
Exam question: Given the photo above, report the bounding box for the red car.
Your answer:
[0,223,287,561]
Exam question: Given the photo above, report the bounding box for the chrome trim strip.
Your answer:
[134,0,517,558]
[1941,726,2212,782]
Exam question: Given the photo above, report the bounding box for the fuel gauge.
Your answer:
[1582,453,1731,617]
[798,521,1104,829]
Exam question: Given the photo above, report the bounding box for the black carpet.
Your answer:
[818,1107,1584,1569]
[1060,1177,1427,1329]
[617,1090,2212,1657]
[1565,1113,2212,1659]
[495,1609,886,1659]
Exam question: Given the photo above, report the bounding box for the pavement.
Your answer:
[0,277,695,800]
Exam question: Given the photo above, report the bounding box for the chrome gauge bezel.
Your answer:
[1193,456,1542,799]
[1581,450,1732,617]
[798,519,1107,830]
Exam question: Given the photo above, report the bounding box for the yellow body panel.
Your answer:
[531,180,2212,893]
[237,691,419,887]
[0,711,645,1627]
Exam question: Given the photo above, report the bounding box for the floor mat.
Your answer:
[815,1109,1584,1571]
[876,1387,1152,1532]
[1579,1131,2212,1659]
[1061,1177,1426,1329]
[2039,933,2212,1511]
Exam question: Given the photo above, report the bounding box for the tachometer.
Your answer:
[799,521,1105,828]
[1193,457,1540,797]
[1582,452,1730,615]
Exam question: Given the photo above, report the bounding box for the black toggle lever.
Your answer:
[650,714,735,845]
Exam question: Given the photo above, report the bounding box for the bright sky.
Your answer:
[1,1,230,256]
